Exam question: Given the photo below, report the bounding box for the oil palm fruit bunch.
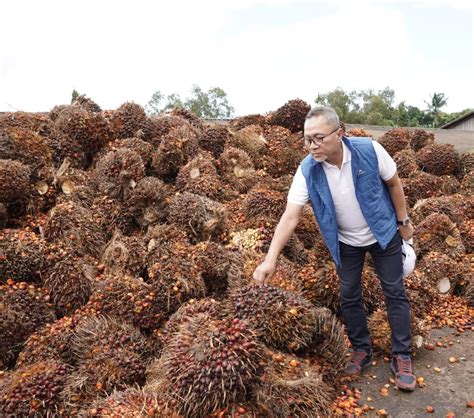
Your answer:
[0,280,55,369]
[393,148,419,178]
[410,129,434,152]
[72,94,102,113]
[109,102,148,139]
[0,360,70,416]
[229,114,267,131]
[377,128,411,157]
[218,146,256,194]
[402,171,444,207]
[255,348,333,418]
[199,124,231,158]
[416,143,461,176]
[176,151,222,199]
[94,148,145,200]
[168,192,227,242]
[225,285,318,352]
[268,99,311,133]
[146,313,264,417]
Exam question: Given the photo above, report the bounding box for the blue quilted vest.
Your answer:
[300,136,397,267]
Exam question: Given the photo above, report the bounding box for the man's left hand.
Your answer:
[399,223,414,241]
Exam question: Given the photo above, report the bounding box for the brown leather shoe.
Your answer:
[344,350,372,376]
[391,354,416,391]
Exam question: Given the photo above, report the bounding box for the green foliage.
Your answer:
[146,85,234,118]
[315,87,466,128]
[71,89,80,103]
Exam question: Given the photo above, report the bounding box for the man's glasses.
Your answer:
[304,126,340,147]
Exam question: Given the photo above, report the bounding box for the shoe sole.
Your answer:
[390,362,416,391]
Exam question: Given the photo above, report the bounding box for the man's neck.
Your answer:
[325,142,344,168]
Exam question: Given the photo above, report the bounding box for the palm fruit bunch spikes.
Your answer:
[218,146,256,194]
[255,349,333,418]
[225,284,318,352]
[167,192,227,242]
[108,136,154,169]
[410,128,434,152]
[43,200,108,258]
[161,297,222,345]
[0,204,7,228]
[458,151,474,179]
[101,231,147,278]
[416,143,461,176]
[84,387,180,418]
[0,360,70,416]
[0,229,46,283]
[0,127,52,180]
[146,114,190,144]
[151,124,200,181]
[257,125,304,178]
[63,346,147,411]
[109,102,148,139]
[416,251,462,294]
[84,274,168,331]
[46,128,88,169]
[393,148,419,178]
[439,174,460,195]
[229,114,267,131]
[42,249,96,316]
[71,94,102,113]
[53,105,109,164]
[415,213,465,258]
[401,171,444,207]
[192,241,239,298]
[0,111,51,132]
[377,128,411,156]
[0,280,55,369]
[176,151,222,199]
[242,186,286,221]
[127,176,170,228]
[147,253,206,317]
[16,313,83,367]
[346,128,372,137]
[94,148,145,200]
[199,124,231,158]
[300,307,348,380]
[268,98,310,133]
[410,194,469,226]
[1,152,29,214]
[170,106,204,130]
[230,124,267,163]
[146,314,264,417]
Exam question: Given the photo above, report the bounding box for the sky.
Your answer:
[1,0,472,116]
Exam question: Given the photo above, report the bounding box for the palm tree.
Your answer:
[425,92,448,127]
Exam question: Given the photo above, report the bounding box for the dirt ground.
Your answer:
[348,327,474,417]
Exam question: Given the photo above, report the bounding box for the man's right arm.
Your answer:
[252,202,304,285]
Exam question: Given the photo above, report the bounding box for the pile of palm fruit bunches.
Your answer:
[0,95,472,417]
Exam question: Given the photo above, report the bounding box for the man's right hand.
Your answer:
[252,260,276,286]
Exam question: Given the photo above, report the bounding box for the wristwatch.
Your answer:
[397,217,411,226]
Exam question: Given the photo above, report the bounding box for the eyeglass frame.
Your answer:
[303,125,340,147]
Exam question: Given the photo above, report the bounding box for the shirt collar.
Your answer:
[321,141,351,169]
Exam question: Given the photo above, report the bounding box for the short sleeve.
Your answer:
[287,166,309,206]
[373,141,397,181]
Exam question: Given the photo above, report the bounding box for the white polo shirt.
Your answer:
[288,141,397,247]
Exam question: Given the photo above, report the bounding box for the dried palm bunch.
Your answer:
[170,106,204,130]
[229,124,267,163]
[229,114,267,131]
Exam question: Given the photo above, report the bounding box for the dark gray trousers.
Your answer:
[336,230,412,355]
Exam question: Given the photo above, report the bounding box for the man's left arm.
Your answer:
[384,172,414,241]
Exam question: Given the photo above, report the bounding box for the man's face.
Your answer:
[304,116,342,162]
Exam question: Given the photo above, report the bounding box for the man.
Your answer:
[253,106,416,391]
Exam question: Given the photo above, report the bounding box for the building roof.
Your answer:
[440,110,474,129]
